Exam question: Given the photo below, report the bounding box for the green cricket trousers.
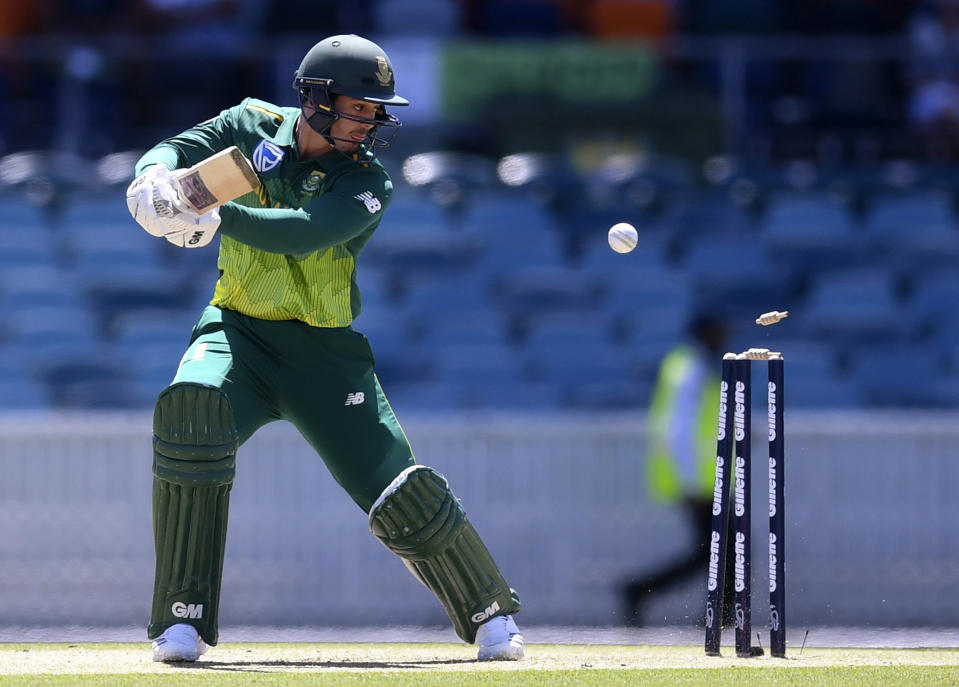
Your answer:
[172,305,416,512]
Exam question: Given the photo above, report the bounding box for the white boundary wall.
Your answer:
[1,410,958,630]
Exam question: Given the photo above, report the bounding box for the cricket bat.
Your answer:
[172,146,261,213]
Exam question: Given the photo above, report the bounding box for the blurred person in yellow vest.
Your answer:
[621,312,735,627]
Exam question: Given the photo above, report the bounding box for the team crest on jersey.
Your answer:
[301,171,324,194]
[354,191,381,214]
[252,140,284,172]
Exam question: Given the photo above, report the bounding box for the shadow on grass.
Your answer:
[172,657,477,672]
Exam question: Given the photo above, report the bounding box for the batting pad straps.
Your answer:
[149,383,238,647]
[369,465,521,644]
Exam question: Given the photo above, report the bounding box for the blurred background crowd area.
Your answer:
[2,0,959,412]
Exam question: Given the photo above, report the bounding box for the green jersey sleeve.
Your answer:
[217,166,393,254]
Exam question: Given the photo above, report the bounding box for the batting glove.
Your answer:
[162,208,221,249]
[126,164,171,232]
[127,166,191,238]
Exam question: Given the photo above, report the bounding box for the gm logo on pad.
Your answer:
[171,602,203,619]
[252,140,284,173]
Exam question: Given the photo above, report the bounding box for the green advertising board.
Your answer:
[441,41,660,120]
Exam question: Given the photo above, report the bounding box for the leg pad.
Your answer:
[148,383,238,646]
[369,465,520,643]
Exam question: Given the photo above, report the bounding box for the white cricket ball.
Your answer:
[608,222,638,253]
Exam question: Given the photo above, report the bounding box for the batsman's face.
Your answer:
[329,95,380,153]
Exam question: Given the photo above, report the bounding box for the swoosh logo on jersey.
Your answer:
[252,140,284,173]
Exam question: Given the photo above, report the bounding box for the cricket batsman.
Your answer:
[125,34,524,662]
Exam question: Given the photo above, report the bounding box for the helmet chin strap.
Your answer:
[300,101,337,146]
[298,88,398,156]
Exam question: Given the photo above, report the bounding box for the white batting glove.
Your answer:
[126,166,188,238]
[125,164,170,228]
[162,208,221,248]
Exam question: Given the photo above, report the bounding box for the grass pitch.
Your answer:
[2,643,959,686]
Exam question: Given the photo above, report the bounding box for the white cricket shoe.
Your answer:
[151,623,208,662]
[476,614,525,661]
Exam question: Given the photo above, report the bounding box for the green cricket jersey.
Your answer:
[134,97,394,327]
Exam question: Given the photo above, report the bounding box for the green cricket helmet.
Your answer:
[293,34,409,153]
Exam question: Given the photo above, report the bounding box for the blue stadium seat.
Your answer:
[363,228,483,280]
[800,268,917,342]
[0,350,49,408]
[73,264,188,321]
[401,273,490,312]
[850,344,959,408]
[381,379,462,413]
[66,213,160,271]
[864,191,954,241]
[416,304,513,347]
[0,197,46,230]
[62,196,133,226]
[371,347,434,390]
[21,340,138,409]
[381,195,450,232]
[5,305,101,352]
[0,224,60,268]
[522,326,625,388]
[909,271,959,337]
[521,313,616,354]
[562,378,652,410]
[863,191,959,270]
[111,310,196,349]
[604,267,692,340]
[539,306,655,408]
[432,341,531,409]
[463,190,566,275]
[461,190,558,240]
[492,266,604,329]
[679,234,788,309]
[474,234,565,279]
[761,191,860,270]
[0,375,49,408]
[659,191,755,240]
[0,266,85,309]
[129,341,191,406]
[435,341,527,382]
[615,300,690,346]
[354,265,397,310]
[156,238,220,280]
[353,303,417,359]
[433,341,559,410]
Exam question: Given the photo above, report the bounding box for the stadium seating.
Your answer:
[863,191,959,272]
[800,268,919,343]
[1,153,958,411]
[761,191,860,273]
[850,344,959,408]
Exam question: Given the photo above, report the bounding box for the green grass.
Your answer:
[5,668,959,687]
[2,643,959,686]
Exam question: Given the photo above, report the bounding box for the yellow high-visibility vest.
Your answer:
[646,344,720,502]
